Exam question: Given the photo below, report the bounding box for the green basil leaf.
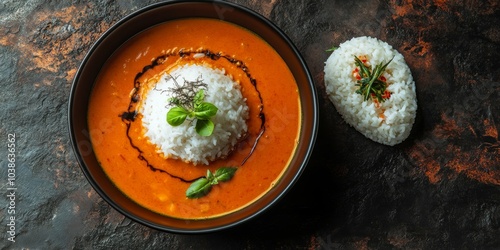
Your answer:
[166,106,189,126]
[206,169,216,183]
[214,167,237,182]
[193,90,205,107]
[195,119,215,136]
[186,178,212,199]
[185,166,238,198]
[194,102,218,120]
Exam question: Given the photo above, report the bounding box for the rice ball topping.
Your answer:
[324,36,417,145]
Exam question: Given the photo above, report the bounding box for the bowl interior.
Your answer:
[69,0,317,233]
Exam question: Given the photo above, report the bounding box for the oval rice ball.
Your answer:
[324,36,417,145]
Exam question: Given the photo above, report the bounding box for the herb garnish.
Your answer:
[326,46,338,52]
[166,78,218,136]
[354,55,393,103]
[186,167,237,199]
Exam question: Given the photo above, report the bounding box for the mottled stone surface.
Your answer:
[1,0,499,249]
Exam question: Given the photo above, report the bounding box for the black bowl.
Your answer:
[69,0,318,233]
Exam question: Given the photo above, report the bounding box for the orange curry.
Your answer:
[88,18,300,219]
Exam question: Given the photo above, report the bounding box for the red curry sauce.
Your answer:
[88,18,300,219]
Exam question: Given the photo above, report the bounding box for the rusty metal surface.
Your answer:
[1,0,499,249]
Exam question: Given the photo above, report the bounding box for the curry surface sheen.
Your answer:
[88,18,300,219]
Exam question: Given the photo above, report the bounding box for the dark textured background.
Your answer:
[1,0,499,249]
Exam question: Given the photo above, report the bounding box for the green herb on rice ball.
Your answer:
[165,76,218,136]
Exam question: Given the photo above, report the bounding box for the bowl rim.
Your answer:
[68,0,318,233]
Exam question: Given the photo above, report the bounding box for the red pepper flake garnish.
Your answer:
[353,55,393,105]
[352,68,361,80]
[373,98,380,108]
[358,55,369,65]
[381,90,391,99]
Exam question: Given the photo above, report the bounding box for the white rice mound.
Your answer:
[324,36,417,146]
[140,64,249,165]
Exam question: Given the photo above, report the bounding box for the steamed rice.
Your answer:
[140,64,249,165]
[324,36,417,145]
